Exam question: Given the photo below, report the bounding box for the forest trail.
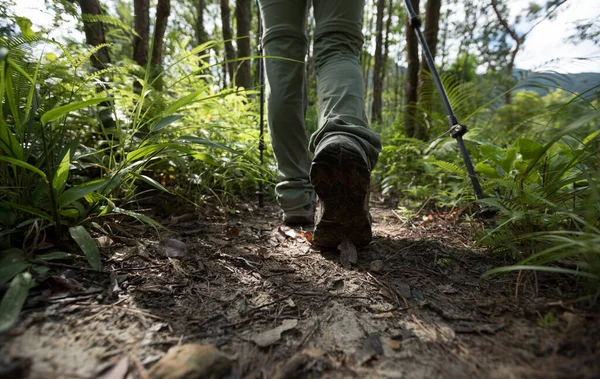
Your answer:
[1,200,599,379]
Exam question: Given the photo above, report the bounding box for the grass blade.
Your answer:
[0,272,33,332]
[69,226,101,271]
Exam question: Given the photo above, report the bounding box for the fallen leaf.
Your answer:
[373,312,393,319]
[354,333,383,366]
[299,231,313,243]
[370,259,384,273]
[208,236,230,247]
[278,226,299,239]
[387,338,402,351]
[149,344,231,379]
[251,319,298,347]
[225,225,240,237]
[95,236,114,248]
[338,238,357,269]
[94,356,129,379]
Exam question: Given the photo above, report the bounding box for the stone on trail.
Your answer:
[148,344,231,379]
[338,238,357,269]
[159,238,188,258]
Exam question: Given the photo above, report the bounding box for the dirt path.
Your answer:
[1,201,599,378]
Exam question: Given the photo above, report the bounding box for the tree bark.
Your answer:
[490,0,521,104]
[403,0,420,138]
[133,0,150,67]
[380,0,394,115]
[78,0,110,70]
[370,0,386,123]
[235,0,252,88]
[416,0,441,140]
[151,0,171,90]
[133,0,150,92]
[220,0,237,87]
[78,0,115,130]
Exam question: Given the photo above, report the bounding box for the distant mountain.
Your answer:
[514,69,600,98]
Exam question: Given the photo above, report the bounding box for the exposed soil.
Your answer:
[1,198,599,379]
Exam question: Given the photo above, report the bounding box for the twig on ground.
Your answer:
[131,355,151,379]
[79,304,164,320]
[30,259,109,274]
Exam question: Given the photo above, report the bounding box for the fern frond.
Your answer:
[81,14,139,37]
[429,160,466,175]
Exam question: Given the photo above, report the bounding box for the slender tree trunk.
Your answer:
[380,0,394,123]
[151,0,171,90]
[416,0,441,140]
[370,0,386,123]
[235,0,252,88]
[220,0,237,87]
[403,0,420,138]
[78,0,115,129]
[78,0,110,69]
[133,0,150,92]
[491,0,521,104]
[363,0,376,100]
[193,0,212,74]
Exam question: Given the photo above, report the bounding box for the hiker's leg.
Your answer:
[311,0,381,169]
[259,0,313,215]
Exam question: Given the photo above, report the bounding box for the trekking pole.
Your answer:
[256,5,266,207]
[403,0,484,200]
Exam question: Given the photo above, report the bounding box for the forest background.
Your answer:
[0,0,599,331]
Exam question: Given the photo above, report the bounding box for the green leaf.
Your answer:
[0,118,24,159]
[126,143,195,162]
[112,208,165,231]
[0,272,33,332]
[0,202,53,222]
[0,156,48,182]
[475,162,500,179]
[136,174,170,193]
[36,252,71,261]
[151,115,183,132]
[40,97,113,125]
[53,149,70,193]
[178,136,238,154]
[68,226,101,271]
[15,17,35,38]
[483,265,599,280]
[0,249,28,285]
[517,138,544,160]
[59,179,109,208]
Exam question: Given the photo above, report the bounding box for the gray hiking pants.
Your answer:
[259,0,382,213]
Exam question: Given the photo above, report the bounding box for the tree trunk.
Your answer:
[491,0,521,105]
[151,0,171,90]
[133,0,150,92]
[403,0,420,138]
[379,0,394,123]
[220,0,237,87]
[416,0,441,140]
[78,0,110,70]
[235,0,252,88]
[78,0,114,129]
[370,0,386,123]
[363,0,376,99]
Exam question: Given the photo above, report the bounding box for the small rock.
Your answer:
[370,259,384,273]
[148,344,231,379]
[160,238,188,258]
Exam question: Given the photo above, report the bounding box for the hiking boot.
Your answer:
[310,135,372,248]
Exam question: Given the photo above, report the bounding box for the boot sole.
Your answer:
[310,141,372,248]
